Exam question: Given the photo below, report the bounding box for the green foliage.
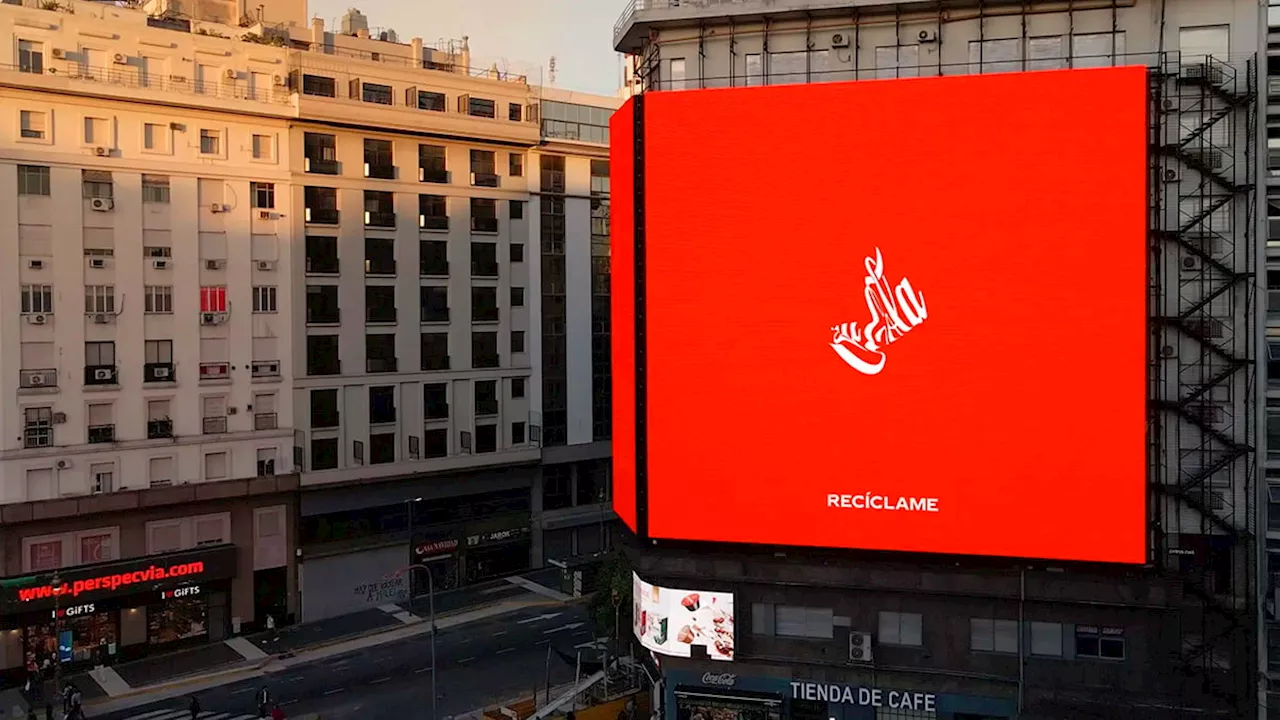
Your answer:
[589,551,634,639]
[240,33,288,47]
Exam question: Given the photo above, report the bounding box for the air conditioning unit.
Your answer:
[112,53,127,65]
[28,259,44,269]
[93,368,113,380]
[92,313,111,324]
[917,29,938,43]
[93,146,109,157]
[257,260,276,271]
[830,32,850,49]
[88,257,107,268]
[26,313,48,325]
[1182,254,1204,271]
[849,632,873,662]
[206,259,224,270]
[55,459,71,469]
[272,74,285,86]
[1163,168,1181,183]
[51,48,65,59]
[201,312,224,325]
[27,373,46,386]
[224,69,237,80]
[210,203,228,213]
[259,210,274,220]
[89,198,114,212]
[152,259,169,270]
[153,366,171,379]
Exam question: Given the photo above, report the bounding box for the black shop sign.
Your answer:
[466,526,530,548]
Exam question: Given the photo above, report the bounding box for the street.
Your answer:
[96,603,600,720]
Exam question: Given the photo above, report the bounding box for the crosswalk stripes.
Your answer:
[119,709,260,720]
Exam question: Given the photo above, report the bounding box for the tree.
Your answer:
[590,551,634,646]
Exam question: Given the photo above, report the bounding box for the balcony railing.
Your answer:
[148,419,174,439]
[306,255,340,274]
[365,211,396,228]
[420,215,449,231]
[85,365,118,385]
[0,62,292,105]
[203,416,228,434]
[476,399,499,416]
[420,167,449,184]
[20,368,57,389]
[199,362,231,381]
[305,208,340,225]
[305,157,340,175]
[471,217,499,234]
[144,362,176,383]
[471,172,500,188]
[365,163,396,180]
[307,308,341,324]
[87,424,116,444]
[254,412,278,431]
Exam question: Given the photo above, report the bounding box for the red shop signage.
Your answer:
[414,539,459,557]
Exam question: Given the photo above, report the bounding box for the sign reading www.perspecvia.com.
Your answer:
[0,544,237,610]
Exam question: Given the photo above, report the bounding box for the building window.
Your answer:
[419,194,448,230]
[416,91,446,112]
[302,74,336,97]
[421,332,449,371]
[508,103,523,122]
[510,200,524,220]
[304,188,340,226]
[877,611,923,647]
[18,39,44,74]
[252,134,273,160]
[84,285,116,314]
[1030,621,1064,657]
[370,432,396,464]
[420,286,449,323]
[82,170,113,199]
[511,377,526,398]
[257,448,276,476]
[251,182,275,209]
[466,97,496,118]
[668,58,687,90]
[475,424,497,453]
[774,606,834,639]
[252,286,278,313]
[369,386,396,425]
[1075,626,1125,660]
[470,199,498,234]
[306,285,340,324]
[204,451,229,480]
[970,618,1019,654]
[512,422,526,445]
[511,330,525,353]
[23,407,53,449]
[21,285,53,314]
[423,428,447,458]
[365,237,396,275]
[509,153,523,177]
[364,190,395,227]
[307,335,340,376]
[472,286,499,323]
[20,110,47,140]
[475,380,498,416]
[310,388,339,428]
[143,123,168,152]
[304,132,338,174]
[366,333,397,373]
[366,285,397,323]
[472,331,499,369]
[362,82,393,105]
[200,286,228,313]
[83,117,108,146]
[424,383,448,420]
[142,175,171,203]
[364,138,395,179]
[310,437,339,470]
[199,129,220,155]
[144,286,173,314]
[17,165,50,196]
[511,243,525,263]
[511,287,525,307]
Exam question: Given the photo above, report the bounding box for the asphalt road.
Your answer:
[98,603,601,720]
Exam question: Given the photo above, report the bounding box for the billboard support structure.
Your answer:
[1149,53,1258,717]
[632,92,649,541]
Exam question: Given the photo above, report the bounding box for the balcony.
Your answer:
[420,215,449,231]
[252,360,282,378]
[471,217,499,234]
[87,424,116,444]
[199,362,231,381]
[365,259,397,276]
[306,255,340,274]
[306,208,340,225]
[305,157,341,175]
[203,416,228,434]
[20,368,57,389]
[365,163,396,180]
[476,398,499,416]
[471,172,500,188]
[0,61,293,112]
[144,362,176,383]
[307,308,341,325]
[365,211,396,228]
[254,412,279,431]
[368,308,398,324]
[367,357,399,373]
[85,365,118,386]
[147,418,173,439]
[420,167,449,184]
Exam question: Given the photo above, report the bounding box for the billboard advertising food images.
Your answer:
[633,572,735,661]
[610,66,1148,564]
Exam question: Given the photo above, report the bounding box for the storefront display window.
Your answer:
[80,533,113,564]
[675,692,781,720]
[148,596,208,644]
[26,613,116,665]
[28,540,62,572]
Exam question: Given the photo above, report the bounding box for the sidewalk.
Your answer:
[57,568,570,708]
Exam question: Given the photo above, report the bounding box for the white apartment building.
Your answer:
[0,0,300,668]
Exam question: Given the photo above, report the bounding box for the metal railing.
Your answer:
[254,412,278,431]
[148,419,174,439]
[0,63,293,105]
[20,368,57,389]
[203,416,228,434]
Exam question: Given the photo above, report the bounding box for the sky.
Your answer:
[309,0,627,96]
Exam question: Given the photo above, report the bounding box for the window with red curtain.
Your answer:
[200,286,227,313]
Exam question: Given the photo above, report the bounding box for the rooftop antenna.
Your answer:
[548,55,557,86]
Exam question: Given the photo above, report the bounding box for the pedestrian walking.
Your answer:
[270,703,285,720]
[188,694,201,720]
[256,686,271,718]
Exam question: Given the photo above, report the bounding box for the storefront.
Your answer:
[661,668,1018,720]
[0,545,237,675]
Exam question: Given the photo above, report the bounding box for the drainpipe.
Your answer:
[1018,568,1026,716]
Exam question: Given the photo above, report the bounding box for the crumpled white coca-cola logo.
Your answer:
[830,248,928,375]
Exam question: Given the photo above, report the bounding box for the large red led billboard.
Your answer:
[610,67,1148,564]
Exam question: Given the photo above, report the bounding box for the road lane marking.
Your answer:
[370,676,392,684]
[543,622,585,635]
[324,688,346,695]
[493,630,508,636]
[231,687,254,695]
[458,656,476,664]
[497,647,516,654]
[416,666,434,673]
[280,699,298,707]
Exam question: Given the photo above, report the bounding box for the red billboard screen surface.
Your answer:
[611,67,1149,564]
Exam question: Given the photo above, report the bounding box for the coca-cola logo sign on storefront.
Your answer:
[702,672,736,687]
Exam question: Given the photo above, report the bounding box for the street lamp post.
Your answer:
[401,497,436,720]
[52,571,62,711]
